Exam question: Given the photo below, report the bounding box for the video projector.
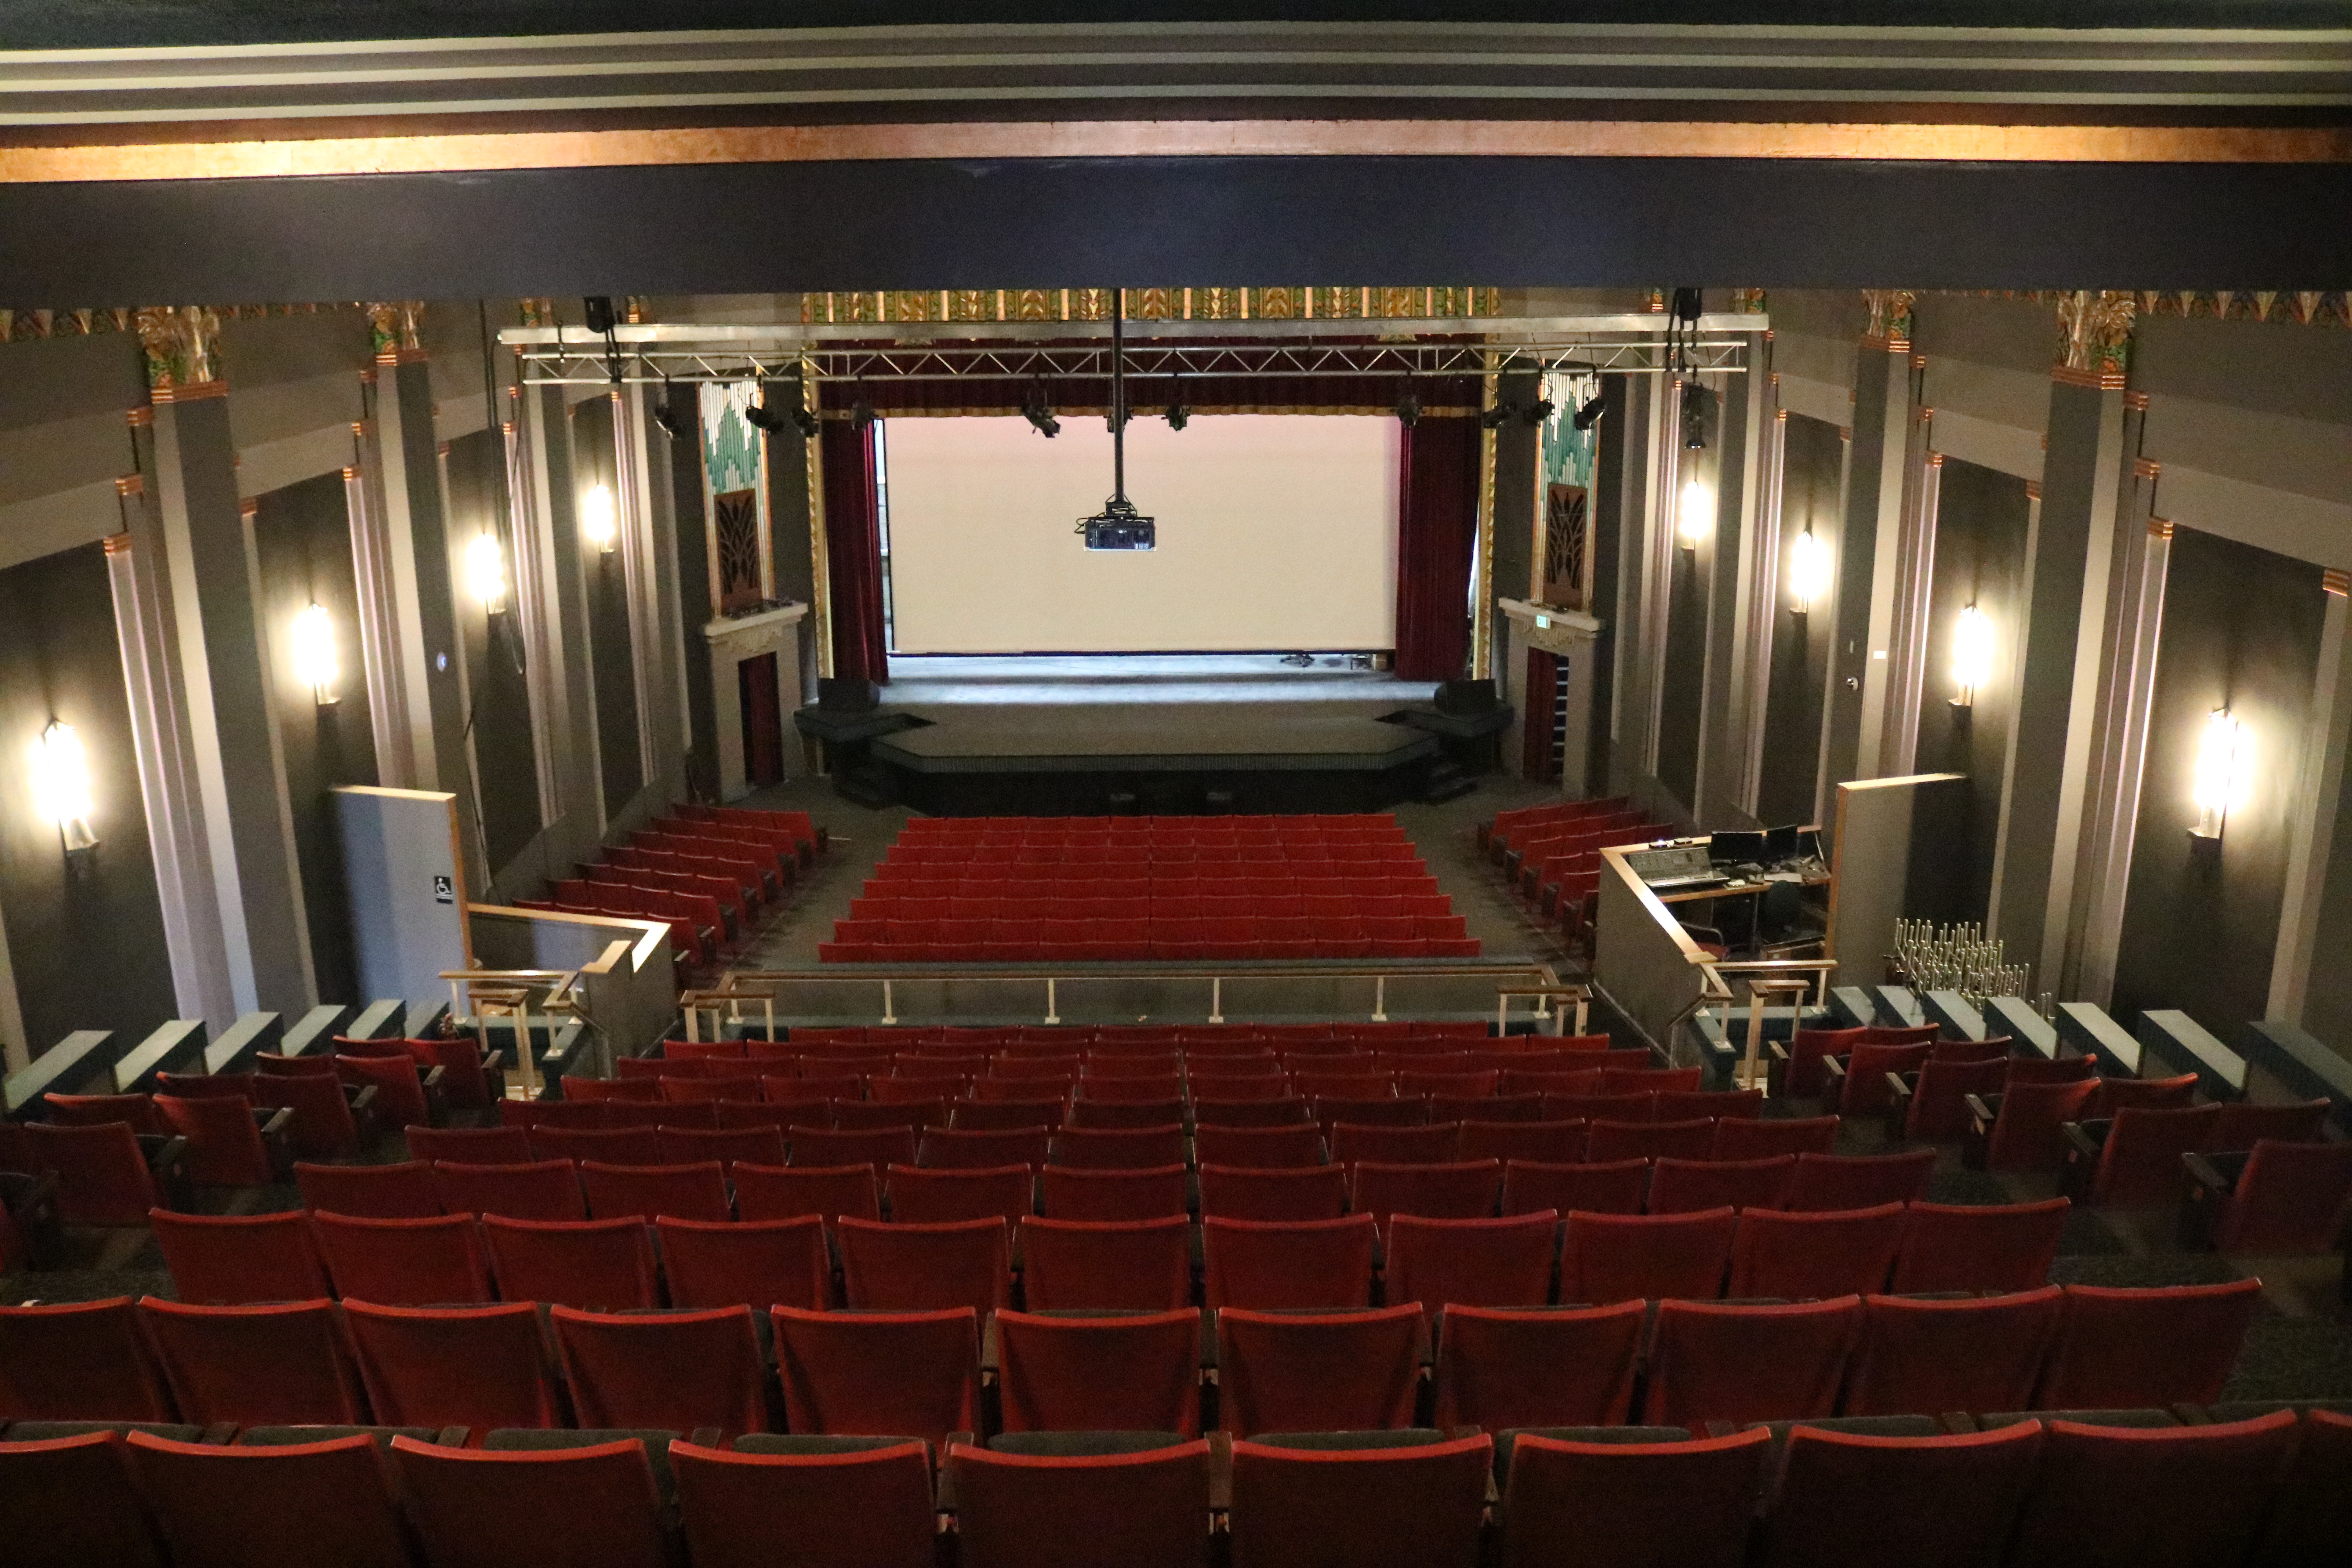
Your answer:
[1078,494,1155,551]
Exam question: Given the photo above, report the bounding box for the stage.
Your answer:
[797,654,1510,815]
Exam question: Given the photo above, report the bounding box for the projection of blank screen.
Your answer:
[883,414,1401,653]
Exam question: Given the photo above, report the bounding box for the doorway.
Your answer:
[738,652,784,788]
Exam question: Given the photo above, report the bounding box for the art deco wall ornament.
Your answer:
[2056,290,2137,378]
[134,305,221,393]
[365,301,425,358]
[1862,289,1918,346]
[2191,708,2250,841]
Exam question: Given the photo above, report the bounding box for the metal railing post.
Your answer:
[1372,974,1387,1023]
[880,979,897,1026]
[1045,976,1060,1025]
[1209,976,1223,1025]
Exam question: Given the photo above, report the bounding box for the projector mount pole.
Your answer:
[1110,288,1128,504]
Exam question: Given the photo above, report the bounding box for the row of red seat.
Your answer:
[822,933,1482,963]
[883,842,1423,865]
[860,869,1441,893]
[751,1020,1497,1045]
[1481,793,1633,854]
[902,810,1406,833]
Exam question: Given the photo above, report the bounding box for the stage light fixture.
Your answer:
[581,483,618,554]
[1481,400,1517,430]
[466,532,508,614]
[1522,397,1555,427]
[1021,391,1061,438]
[1677,479,1712,549]
[1681,382,1712,450]
[651,379,690,441]
[290,602,340,704]
[1395,390,1421,428]
[745,394,787,434]
[1572,390,1609,431]
[2192,707,2250,841]
[851,399,877,431]
[1165,373,1189,431]
[31,720,97,853]
[1951,604,1994,707]
[581,296,618,334]
[1787,529,1832,615]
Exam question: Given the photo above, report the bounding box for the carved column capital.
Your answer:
[2053,290,2136,387]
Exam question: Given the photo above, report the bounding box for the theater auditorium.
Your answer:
[0,3,2348,1566]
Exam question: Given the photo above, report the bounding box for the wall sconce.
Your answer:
[1788,530,1832,615]
[1677,479,1712,550]
[31,720,98,854]
[465,532,508,615]
[1951,603,1994,707]
[580,483,618,554]
[2191,707,2250,840]
[290,601,339,705]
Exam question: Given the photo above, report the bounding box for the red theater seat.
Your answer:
[657,1215,831,1311]
[1560,1208,1734,1303]
[1643,1296,1860,1427]
[772,1306,980,1448]
[431,1159,585,1222]
[2004,1412,2296,1568]
[0,1297,176,1423]
[392,1436,671,1568]
[1783,1150,1935,1211]
[295,1159,441,1218]
[579,1159,732,1222]
[2033,1279,2262,1409]
[1203,1214,1377,1309]
[1503,1158,1650,1219]
[1229,1432,1490,1568]
[343,1299,563,1432]
[140,1298,368,1427]
[1018,1216,1193,1310]
[1194,1123,1325,1169]
[1646,1155,1795,1215]
[127,1430,413,1568]
[479,1216,659,1309]
[1726,1202,1909,1299]
[1841,1286,2067,1418]
[1432,1299,1645,1430]
[150,1209,332,1305]
[732,1162,882,1229]
[672,1439,937,1568]
[838,1215,1012,1314]
[1384,1212,1557,1310]
[1888,1198,2071,1294]
[1350,1159,1503,1225]
[551,1304,770,1440]
[1216,1304,1425,1436]
[952,1439,1213,1568]
[1038,1163,1190,1221]
[1199,1163,1348,1223]
[0,1429,170,1568]
[1756,1421,2045,1568]
[994,1307,1203,1435]
[1499,1427,1770,1568]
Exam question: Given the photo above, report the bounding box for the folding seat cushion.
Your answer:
[1198,1163,1348,1222]
[1585,1118,1715,1163]
[407,1125,532,1165]
[656,1123,788,1170]
[1460,1120,1586,1165]
[532,1124,664,1166]
[951,1439,1214,1568]
[152,1093,279,1186]
[391,1435,671,1568]
[1330,1122,1460,1167]
[19,1122,166,1225]
[140,1298,368,1427]
[0,1298,176,1423]
[1498,1427,1771,1568]
[2085,1105,2223,1207]
[1216,1305,1425,1436]
[2004,1411,2298,1568]
[1755,1420,2045,1568]
[578,1160,733,1223]
[1229,1432,1490,1568]
[336,1053,436,1130]
[341,1300,563,1432]
[1195,1123,1325,1169]
[151,1209,333,1305]
[1018,1216,1194,1310]
[1984,1078,2100,1172]
[1641,1297,1862,1428]
[1647,1156,1795,1215]
[551,1305,770,1441]
[1783,1150,1935,1210]
[0,1429,171,1568]
[1726,1203,1909,1299]
[295,1159,442,1218]
[838,1215,1012,1314]
[1503,1159,1650,1218]
[2210,1138,2352,1254]
[732,1161,881,1229]
[772,1306,982,1448]
[1841,1286,2067,1418]
[672,1438,938,1568]
[127,1430,413,1568]
[1711,1115,1840,1160]
[1888,1198,2071,1294]
[431,1160,586,1221]
[1431,1298,1643,1431]
[657,1215,831,1311]
[1350,1160,1504,1225]
[1559,1208,1735,1303]
[1203,1214,1378,1309]
[479,1216,660,1310]
[2252,1407,2352,1568]
[886,1163,1034,1227]
[1385,1212,1557,1311]
[1779,1026,1866,1098]
[2034,1279,2263,1409]
[995,1308,1204,1435]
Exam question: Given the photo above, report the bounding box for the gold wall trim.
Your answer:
[1,118,2347,184]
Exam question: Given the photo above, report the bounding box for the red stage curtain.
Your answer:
[1393,414,1480,682]
[820,420,890,685]
[1524,647,1560,780]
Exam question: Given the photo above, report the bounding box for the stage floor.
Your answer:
[883,652,1437,707]
[875,703,1435,773]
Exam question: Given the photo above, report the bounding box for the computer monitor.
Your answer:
[1763,824,1801,863]
[1708,829,1768,864]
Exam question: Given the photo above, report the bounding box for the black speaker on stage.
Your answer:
[818,678,879,714]
[1434,679,1499,716]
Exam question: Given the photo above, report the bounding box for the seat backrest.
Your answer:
[994,1308,1203,1436]
[1194,1123,1325,1170]
[335,1054,431,1128]
[2209,1098,2330,1151]
[2087,1073,2198,1118]
[342,1300,563,1431]
[837,1215,1012,1315]
[1782,1027,1866,1097]
[1904,1056,2012,1140]
[1757,1421,2046,1568]
[579,1160,733,1223]
[1432,1298,1646,1432]
[1203,1214,1378,1309]
[430,1159,586,1221]
[1711,1116,1841,1160]
[2219,1138,2352,1254]
[1216,1304,1425,1436]
[1586,1118,1715,1164]
[1052,1125,1187,1170]
[0,1298,175,1423]
[657,1215,831,1311]
[1385,1213,1558,1312]
[1842,1287,2067,1418]
[1646,1156,1796,1216]
[1499,1428,1771,1568]
[139,1298,368,1427]
[295,1160,443,1219]
[1642,1297,1861,1428]
[2251,1407,2352,1567]
[1229,1432,1490,1568]
[2004,1412,2297,1568]
[21,1123,159,1224]
[1329,1122,1460,1168]
[0,1429,169,1568]
[1726,1203,1909,1299]
[885,1163,1034,1227]
[313,1212,494,1306]
[478,1216,659,1310]
[771,1306,981,1449]
[951,1439,1214,1568]
[1349,1159,1502,1225]
[1198,1163,1348,1223]
[1458,1120,1586,1167]
[2034,1279,2263,1409]
[671,1437,937,1568]
[1502,1158,1647,1219]
[1036,1163,1190,1222]
[1888,1198,2071,1294]
[2091,1104,2223,1206]
[1783,1150,1935,1211]
[1559,1208,1735,1304]
[1985,1079,2099,1172]
[391,1436,670,1568]
[531,1124,665,1167]
[151,1093,274,1186]
[128,1430,412,1568]
[551,1305,770,1442]
[731,1161,881,1229]
[151,1209,334,1306]
[406,1125,532,1164]
[656,1123,789,1170]
[1017,1216,1194,1311]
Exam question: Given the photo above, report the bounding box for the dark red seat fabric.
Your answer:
[1194,1124,1326,1170]
[342,1300,563,1432]
[1433,1299,1646,1430]
[952,1439,1214,1568]
[0,1430,169,1568]
[838,1215,1012,1314]
[1499,1428,1771,1568]
[1503,1159,1649,1218]
[2088,1073,2199,1117]
[1560,1208,1734,1303]
[152,1094,278,1186]
[1216,1304,1423,1435]
[1902,1056,2011,1142]
[1985,1079,2099,1172]
[391,1436,671,1568]
[407,1125,532,1165]
[1585,1118,1715,1163]
[252,1074,364,1160]
[1647,1156,1795,1214]
[336,1053,435,1131]
[2210,1138,2352,1253]
[1711,1115,1840,1160]
[579,1159,733,1222]
[1329,1122,1459,1167]
[772,1306,981,1448]
[139,1298,368,1427]
[314,1212,494,1305]
[1756,1421,2045,1568]
[399,1035,501,1110]
[2208,1098,2330,1151]
[127,1430,413,1568]
[552,1304,771,1441]
[1018,1216,1193,1310]
[1835,1042,1933,1117]
[885,1163,1034,1227]
[1781,1027,1866,1098]
[731,1161,881,1229]
[0,1298,175,1423]
[151,1209,333,1305]
[1350,1159,1502,1225]
[1842,1287,2067,1417]
[1726,1202,1909,1299]
[656,1123,788,1170]
[995,1307,1203,1435]
[1203,1214,1377,1309]
[2034,1280,2262,1409]
[657,1215,831,1311]
[1198,1164,1347,1223]
[1229,1432,1490,1568]
[2005,1412,2297,1568]
[295,1159,441,1218]
[1784,1150,1935,1210]
[431,1160,586,1222]
[479,1216,659,1309]
[1385,1212,1557,1310]
[1458,1120,1586,1165]
[18,1122,164,1224]
[672,1439,937,1568]
[2254,1408,2352,1568]
[1069,1099,1190,1131]
[2085,1105,2223,1206]
[1053,1125,1186,1170]
[1038,1164,1191,1222]
[530,1124,664,1167]
[1889,1199,2071,1294]
[1642,1296,1862,1427]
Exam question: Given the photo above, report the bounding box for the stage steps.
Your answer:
[1421,758,1478,804]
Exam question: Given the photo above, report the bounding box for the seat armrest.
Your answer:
[2181,1150,2236,1194]
[1960,1092,2000,1172]
[2059,1120,2103,1203]
[1822,1055,1848,1085]
[2059,1120,2104,1160]
[934,1433,977,1513]
[1964,1093,1998,1127]
[2177,1150,2240,1250]
[1207,1431,1233,1512]
[142,1134,193,1212]
[1885,1072,1917,1143]
[255,1106,297,1181]
[418,1065,450,1128]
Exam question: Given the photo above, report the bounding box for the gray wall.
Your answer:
[443,427,543,874]
[570,397,645,819]
[1756,412,1841,827]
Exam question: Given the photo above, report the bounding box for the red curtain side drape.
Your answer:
[1523,647,1560,779]
[819,419,890,685]
[1393,414,1480,682]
